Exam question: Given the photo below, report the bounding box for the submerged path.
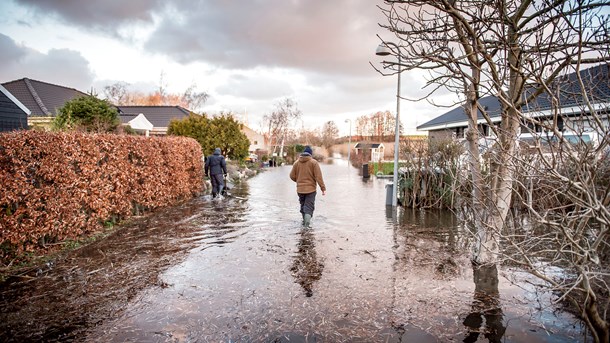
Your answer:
[1,159,584,342]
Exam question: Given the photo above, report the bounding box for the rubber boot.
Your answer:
[303,214,312,227]
[218,185,224,196]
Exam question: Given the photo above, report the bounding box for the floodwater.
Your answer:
[76,158,585,342]
[0,158,586,342]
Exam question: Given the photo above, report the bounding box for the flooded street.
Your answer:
[0,158,586,342]
[87,158,583,342]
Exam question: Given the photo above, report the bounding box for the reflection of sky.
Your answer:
[85,160,585,342]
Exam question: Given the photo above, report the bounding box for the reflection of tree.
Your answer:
[463,264,505,343]
[290,228,324,297]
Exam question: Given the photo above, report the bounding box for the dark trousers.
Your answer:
[298,192,317,216]
[210,174,224,196]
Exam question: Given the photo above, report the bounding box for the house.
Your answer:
[117,106,192,135]
[417,64,610,140]
[0,84,30,132]
[1,78,89,129]
[241,125,267,155]
[354,142,385,162]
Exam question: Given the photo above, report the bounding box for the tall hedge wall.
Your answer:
[0,131,204,257]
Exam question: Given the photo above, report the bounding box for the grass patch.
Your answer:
[371,162,396,175]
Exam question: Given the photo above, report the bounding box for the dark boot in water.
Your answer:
[303,214,312,227]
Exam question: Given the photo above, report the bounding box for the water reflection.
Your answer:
[463,264,506,342]
[82,161,583,342]
[290,227,324,297]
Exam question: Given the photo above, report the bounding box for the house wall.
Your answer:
[0,91,28,132]
[27,116,54,130]
[428,129,456,141]
[562,112,610,132]
[241,126,267,153]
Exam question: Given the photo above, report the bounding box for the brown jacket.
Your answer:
[290,155,326,194]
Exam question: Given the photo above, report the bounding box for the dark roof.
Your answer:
[118,114,137,124]
[1,78,88,117]
[117,106,191,128]
[417,64,610,131]
[354,142,384,149]
[417,95,502,130]
[523,63,610,112]
[0,85,28,132]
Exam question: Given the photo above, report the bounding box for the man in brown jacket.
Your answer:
[290,146,326,227]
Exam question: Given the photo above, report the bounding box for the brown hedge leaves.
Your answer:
[0,131,203,259]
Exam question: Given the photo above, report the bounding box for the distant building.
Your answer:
[241,125,267,154]
[417,64,610,141]
[354,142,385,162]
[0,84,30,132]
[117,106,192,135]
[1,78,88,129]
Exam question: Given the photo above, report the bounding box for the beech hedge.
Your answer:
[0,131,204,259]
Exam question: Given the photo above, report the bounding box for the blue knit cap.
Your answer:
[303,146,313,155]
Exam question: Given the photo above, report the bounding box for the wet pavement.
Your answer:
[1,158,586,342]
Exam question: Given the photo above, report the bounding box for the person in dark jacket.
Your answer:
[289,146,326,227]
[205,148,228,198]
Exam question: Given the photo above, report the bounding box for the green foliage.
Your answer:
[371,162,395,175]
[284,144,305,163]
[53,96,120,132]
[168,113,250,159]
[293,144,305,153]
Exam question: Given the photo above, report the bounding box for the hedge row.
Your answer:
[0,131,204,257]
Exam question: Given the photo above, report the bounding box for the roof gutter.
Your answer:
[418,102,610,131]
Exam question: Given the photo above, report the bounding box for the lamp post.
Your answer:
[345,118,352,164]
[376,42,401,207]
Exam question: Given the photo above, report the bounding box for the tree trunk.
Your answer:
[585,297,610,343]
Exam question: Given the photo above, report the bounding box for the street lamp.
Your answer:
[376,42,401,207]
[345,118,352,164]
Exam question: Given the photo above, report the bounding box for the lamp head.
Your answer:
[376,43,392,56]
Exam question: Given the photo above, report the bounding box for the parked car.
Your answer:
[245,153,258,163]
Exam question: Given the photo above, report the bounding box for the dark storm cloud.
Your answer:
[15,0,164,35]
[0,33,27,61]
[11,0,393,84]
[145,0,384,75]
[0,33,95,90]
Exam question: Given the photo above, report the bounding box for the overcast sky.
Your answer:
[0,0,453,135]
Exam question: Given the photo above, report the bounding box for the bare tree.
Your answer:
[295,128,322,147]
[321,121,339,150]
[505,67,610,342]
[181,84,209,112]
[263,98,303,157]
[103,82,129,105]
[377,0,610,340]
[102,80,209,112]
[355,111,399,141]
